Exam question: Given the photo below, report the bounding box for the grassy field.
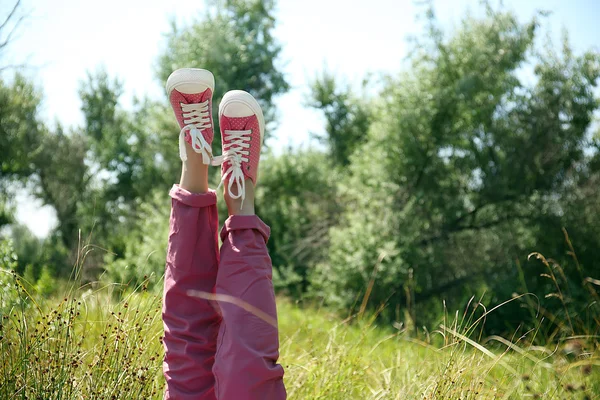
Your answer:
[0,274,599,399]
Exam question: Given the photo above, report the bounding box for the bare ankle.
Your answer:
[179,152,209,193]
[224,179,255,215]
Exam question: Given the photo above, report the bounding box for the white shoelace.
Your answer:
[212,129,252,209]
[178,100,213,164]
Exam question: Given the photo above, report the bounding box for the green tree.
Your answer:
[103,190,170,290]
[0,75,42,180]
[256,149,341,296]
[0,239,21,314]
[309,71,372,166]
[31,126,88,251]
[8,223,42,276]
[313,5,600,334]
[79,70,174,203]
[77,70,175,259]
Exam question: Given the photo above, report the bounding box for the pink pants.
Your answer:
[162,185,286,400]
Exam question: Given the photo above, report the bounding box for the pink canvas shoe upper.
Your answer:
[169,89,214,142]
[214,90,264,208]
[169,89,214,164]
[166,68,215,164]
[219,114,262,183]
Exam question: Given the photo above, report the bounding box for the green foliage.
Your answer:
[0,238,17,275]
[103,191,170,290]
[8,222,43,276]
[0,199,13,229]
[10,223,71,285]
[0,73,88,265]
[34,265,56,296]
[0,239,24,315]
[314,5,600,335]
[309,71,372,166]
[30,125,88,254]
[256,149,340,296]
[79,70,175,204]
[0,75,43,179]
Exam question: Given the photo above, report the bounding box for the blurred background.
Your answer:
[1,0,599,337]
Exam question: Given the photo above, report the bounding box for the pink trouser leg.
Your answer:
[163,185,220,400]
[213,215,287,400]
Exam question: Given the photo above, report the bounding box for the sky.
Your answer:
[2,0,599,237]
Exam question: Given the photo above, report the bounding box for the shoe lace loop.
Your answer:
[212,129,252,208]
[178,100,213,164]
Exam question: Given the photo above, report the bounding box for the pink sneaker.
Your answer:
[166,68,215,164]
[214,90,265,207]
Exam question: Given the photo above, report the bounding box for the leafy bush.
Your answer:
[103,191,170,291]
[256,149,341,297]
[0,239,27,315]
[311,6,600,335]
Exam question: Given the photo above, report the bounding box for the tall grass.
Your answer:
[0,242,598,399]
[0,273,163,398]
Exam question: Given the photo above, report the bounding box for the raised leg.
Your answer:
[163,185,220,400]
[213,215,286,400]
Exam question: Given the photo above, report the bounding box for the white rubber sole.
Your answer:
[165,68,215,95]
[218,90,265,144]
